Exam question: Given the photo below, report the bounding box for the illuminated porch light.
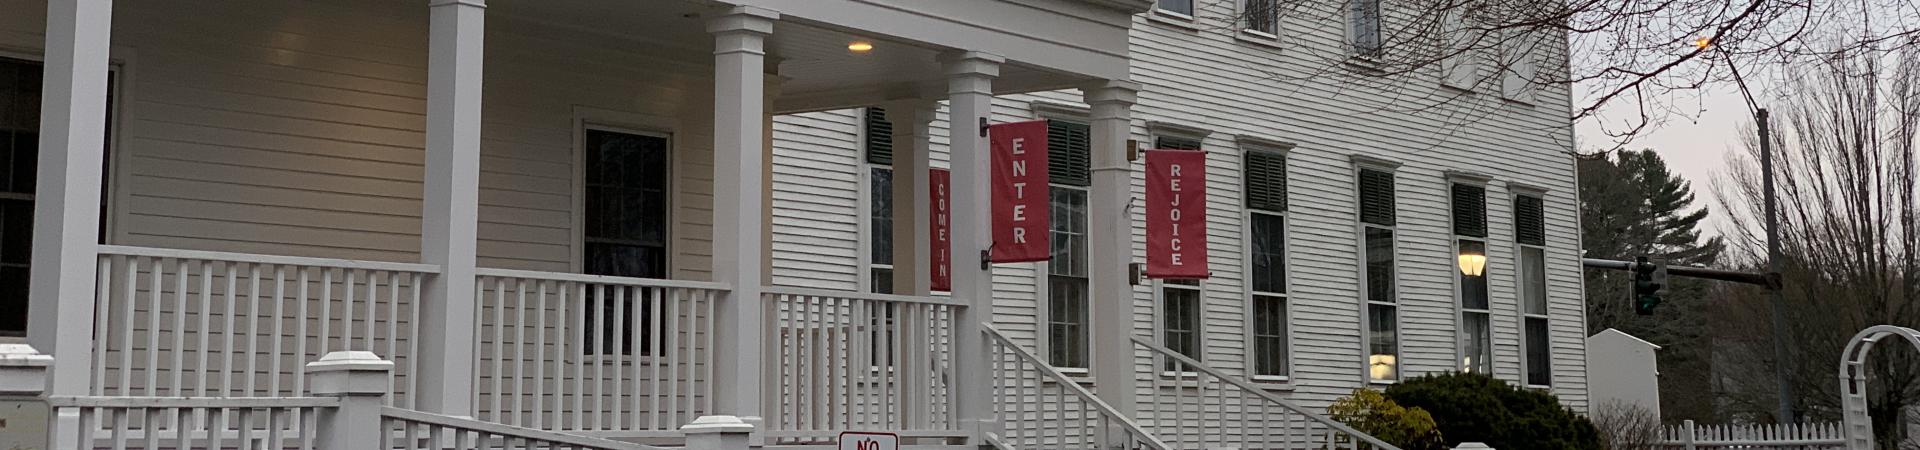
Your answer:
[848,41,874,53]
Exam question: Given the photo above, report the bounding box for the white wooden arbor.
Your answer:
[1838,325,1920,450]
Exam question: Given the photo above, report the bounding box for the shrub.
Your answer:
[1328,388,1448,450]
[1589,401,1664,450]
[1384,372,1603,450]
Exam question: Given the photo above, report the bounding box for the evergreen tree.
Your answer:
[1578,149,1724,423]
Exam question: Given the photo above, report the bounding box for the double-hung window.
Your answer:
[1356,168,1399,382]
[1242,0,1281,36]
[1045,119,1092,369]
[0,56,116,337]
[1156,0,1195,17]
[1452,182,1493,374]
[582,127,672,355]
[1245,148,1289,380]
[1515,193,1552,386]
[1155,135,1206,371]
[1350,0,1384,57]
[864,107,896,294]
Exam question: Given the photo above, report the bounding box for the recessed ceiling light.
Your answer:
[848,41,874,53]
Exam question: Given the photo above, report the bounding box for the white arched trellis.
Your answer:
[1838,325,1920,450]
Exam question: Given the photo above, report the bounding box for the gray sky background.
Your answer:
[1575,82,1755,240]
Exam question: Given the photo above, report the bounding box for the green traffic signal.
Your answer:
[1631,256,1667,315]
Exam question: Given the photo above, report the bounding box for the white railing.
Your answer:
[48,396,337,450]
[93,245,438,407]
[382,407,667,450]
[986,325,1168,450]
[472,268,729,436]
[1132,336,1401,450]
[763,286,962,442]
[1661,420,1847,449]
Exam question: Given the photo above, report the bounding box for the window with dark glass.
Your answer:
[1358,168,1398,382]
[1047,119,1092,369]
[1453,183,1492,374]
[1246,148,1289,378]
[1244,0,1280,35]
[1517,194,1552,386]
[1350,0,1383,57]
[583,128,670,355]
[1157,0,1195,16]
[1162,279,1203,371]
[865,107,895,294]
[0,56,114,338]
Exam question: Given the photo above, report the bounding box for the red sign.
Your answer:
[930,168,952,291]
[989,120,1050,263]
[1146,149,1208,279]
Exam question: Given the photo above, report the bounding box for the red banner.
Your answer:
[930,168,952,291]
[989,120,1050,263]
[1146,149,1208,279]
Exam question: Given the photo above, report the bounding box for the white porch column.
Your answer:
[708,6,777,427]
[417,0,484,416]
[28,0,111,394]
[29,3,111,448]
[885,100,937,296]
[1082,81,1140,415]
[941,51,1002,439]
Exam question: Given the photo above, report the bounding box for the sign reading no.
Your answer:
[837,432,899,450]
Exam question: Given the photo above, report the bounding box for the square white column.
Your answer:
[1082,80,1141,415]
[885,100,938,296]
[417,0,485,416]
[940,50,1002,439]
[28,0,113,397]
[708,6,778,427]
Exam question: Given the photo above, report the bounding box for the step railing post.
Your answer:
[682,415,754,450]
[1455,443,1494,450]
[0,344,52,450]
[309,351,394,450]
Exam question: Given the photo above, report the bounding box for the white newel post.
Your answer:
[941,51,1003,441]
[1082,81,1140,415]
[1454,443,1494,450]
[0,345,50,450]
[419,0,485,417]
[682,415,755,450]
[886,100,937,297]
[708,6,777,433]
[29,2,112,448]
[309,351,394,450]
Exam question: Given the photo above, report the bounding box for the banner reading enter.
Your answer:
[988,120,1051,263]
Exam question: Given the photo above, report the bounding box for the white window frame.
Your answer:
[860,163,895,294]
[1148,0,1201,30]
[1029,108,1092,375]
[1155,278,1206,377]
[1448,174,1495,375]
[1239,138,1293,384]
[570,108,680,364]
[1352,155,1402,385]
[1235,0,1283,45]
[1513,189,1552,388]
[1347,0,1386,59]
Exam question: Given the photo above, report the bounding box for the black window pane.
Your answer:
[1163,286,1202,371]
[1244,0,1279,34]
[0,200,29,265]
[870,267,893,295]
[1367,303,1398,381]
[1253,294,1288,377]
[1250,213,1286,293]
[1048,275,1088,368]
[0,266,23,336]
[1527,318,1552,385]
[1049,188,1087,277]
[1365,227,1395,303]
[870,167,894,266]
[584,129,669,280]
[1158,0,1194,15]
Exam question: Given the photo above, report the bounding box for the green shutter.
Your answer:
[1155,135,1204,151]
[1244,150,1287,212]
[1358,169,1395,226]
[1452,184,1488,237]
[1515,195,1546,245]
[1048,120,1092,186]
[864,107,893,165]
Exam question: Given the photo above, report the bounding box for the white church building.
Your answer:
[0,0,1583,449]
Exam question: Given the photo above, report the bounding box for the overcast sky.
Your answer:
[1575,82,1756,239]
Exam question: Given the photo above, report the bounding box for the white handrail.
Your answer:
[381,407,668,450]
[99,245,441,274]
[476,267,730,291]
[761,285,967,307]
[1132,335,1402,450]
[987,325,1169,450]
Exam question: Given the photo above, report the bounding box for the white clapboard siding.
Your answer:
[762,0,1588,417]
[0,0,721,279]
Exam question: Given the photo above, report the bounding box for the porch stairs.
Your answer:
[984,326,1400,450]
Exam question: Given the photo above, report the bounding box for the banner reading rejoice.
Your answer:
[1146,149,1208,279]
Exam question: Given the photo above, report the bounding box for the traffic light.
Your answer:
[1632,256,1668,315]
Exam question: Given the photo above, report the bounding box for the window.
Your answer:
[1452,182,1492,374]
[865,107,895,294]
[1046,119,1092,369]
[1350,0,1383,57]
[1243,0,1280,35]
[1162,279,1203,371]
[0,56,115,338]
[1357,168,1398,382]
[583,128,670,355]
[1501,30,1539,102]
[1245,149,1289,379]
[1157,0,1195,16]
[1516,194,1551,386]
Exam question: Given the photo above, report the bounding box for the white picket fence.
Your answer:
[1661,420,1846,449]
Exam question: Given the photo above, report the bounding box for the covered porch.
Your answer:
[11,0,1148,446]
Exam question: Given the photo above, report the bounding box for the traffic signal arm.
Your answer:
[1581,258,1779,289]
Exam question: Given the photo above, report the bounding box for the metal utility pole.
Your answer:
[1757,108,1796,423]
